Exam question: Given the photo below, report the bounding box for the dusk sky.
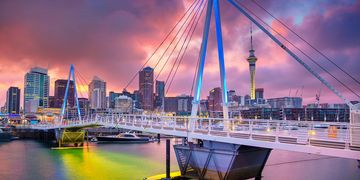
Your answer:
[0,0,359,106]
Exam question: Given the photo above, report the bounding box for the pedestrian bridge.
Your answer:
[25,114,360,160]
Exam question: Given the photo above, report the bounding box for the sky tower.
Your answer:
[247,23,257,100]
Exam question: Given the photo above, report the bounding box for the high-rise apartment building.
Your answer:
[139,67,154,111]
[54,79,75,108]
[88,76,106,109]
[6,87,20,114]
[24,67,50,113]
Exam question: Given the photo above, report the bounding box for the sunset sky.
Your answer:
[0,0,359,107]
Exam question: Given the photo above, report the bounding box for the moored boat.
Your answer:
[0,128,12,142]
[96,132,150,143]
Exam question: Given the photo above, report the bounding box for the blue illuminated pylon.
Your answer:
[60,64,82,124]
[191,0,229,121]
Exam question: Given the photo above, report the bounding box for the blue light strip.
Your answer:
[60,65,72,121]
[71,65,82,121]
[194,0,213,102]
[214,0,228,104]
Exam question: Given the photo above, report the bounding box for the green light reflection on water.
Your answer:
[51,146,165,180]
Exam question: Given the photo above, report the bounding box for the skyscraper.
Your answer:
[6,87,20,114]
[247,24,257,100]
[139,67,154,110]
[88,76,106,109]
[24,67,50,113]
[54,79,75,108]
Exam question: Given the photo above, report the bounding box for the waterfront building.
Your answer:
[48,96,56,108]
[255,88,265,105]
[244,94,251,106]
[78,98,90,116]
[164,95,193,115]
[133,90,141,109]
[241,108,281,120]
[177,95,193,115]
[155,80,165,111]
[247,24,258,100]
[24,67,50,113]
[6,87,20,114]
[78,98,89,109]
[114,95,133,113]
[227,90,236,102]
[164,97,178,113]
[89,76,106,109]
[227,90,242,106]
[139,67,154,111]
[199,100,209,116]
[54,79,75,108]
[0,105,6,114]
[208,87,223,112]
[280,108,305,120]
[305,107,349,122]
[239,107,349,122]
[267,97,303,108]
[109,91,122,108]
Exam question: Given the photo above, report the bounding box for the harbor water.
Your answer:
[0,139,359,180]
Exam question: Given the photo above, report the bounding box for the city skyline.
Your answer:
[0,0,359,106]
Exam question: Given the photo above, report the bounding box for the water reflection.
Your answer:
[1,140,359,180]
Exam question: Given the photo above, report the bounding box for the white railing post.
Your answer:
[208,119,211,134]
[345,123,350,149]
[276,122,280,142]
[112,113,114,125]
[173,117,176,130]
[249,120,253,139]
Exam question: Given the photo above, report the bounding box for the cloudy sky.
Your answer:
[0,0,359,106]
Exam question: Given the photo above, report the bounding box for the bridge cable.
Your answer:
[74,69,89,92]
[151,0,203,73]
[235,0,360,98]
[123,0,199,90]
[155,0,204,80]
[163,0,205,88]
[74,70,87,99]
[166,1,206,95]
[252,0,360,87]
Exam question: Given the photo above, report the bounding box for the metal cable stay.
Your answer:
[123,0,200,90]
[154,0,204,80]
[157,0,205,82]
[165,0,206,95]
[228,0,358,109]
[251,0,360,87]
[129,0,206,130]
[240,0,360,99]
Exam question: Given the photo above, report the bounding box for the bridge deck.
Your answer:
[21,114,360,160]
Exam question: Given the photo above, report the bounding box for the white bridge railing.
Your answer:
[23,113,360,159]
[96,114,355,146]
